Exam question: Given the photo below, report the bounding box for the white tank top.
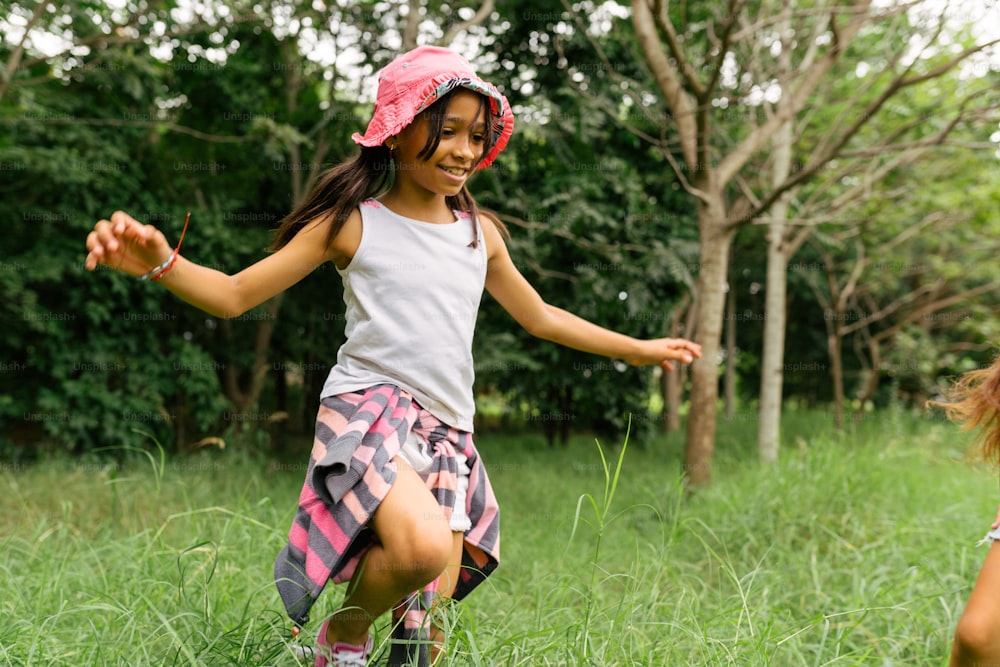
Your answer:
[320,199,486,431]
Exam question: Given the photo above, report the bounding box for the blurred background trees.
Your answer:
[1,0,997,476]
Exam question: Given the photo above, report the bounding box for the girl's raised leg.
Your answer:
[324,458,454,648]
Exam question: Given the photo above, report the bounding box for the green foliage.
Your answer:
[473,3,697,444]
[0,0,703,456]
[697,2,1000,410]
[6,0,998,457]
[1,3,376,456]
[1,35,217,455]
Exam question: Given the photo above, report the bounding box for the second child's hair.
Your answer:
[271,89,507,252]
[930,355,1000,464]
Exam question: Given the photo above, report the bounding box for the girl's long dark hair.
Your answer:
[929,355,1000,464]
[271,89,508,252]
[270,145,391,251]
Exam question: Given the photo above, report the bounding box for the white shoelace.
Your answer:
[290,630,370,666]
[329,646,368,667]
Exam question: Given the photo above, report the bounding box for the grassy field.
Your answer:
[0,408,996,666]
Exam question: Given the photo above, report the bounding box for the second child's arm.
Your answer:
[86,210,349,318]
[481,220,701,371]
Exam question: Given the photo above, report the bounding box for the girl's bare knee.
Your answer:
[387,522,452,587]
[372,460,454,588]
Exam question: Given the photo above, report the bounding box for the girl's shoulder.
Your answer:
[327,206,364,269]
[477,209,509,261]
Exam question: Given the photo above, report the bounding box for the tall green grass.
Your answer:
[0,408,993,665]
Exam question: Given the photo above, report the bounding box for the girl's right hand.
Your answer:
[85,211,173,277]
[992,505,1000,530]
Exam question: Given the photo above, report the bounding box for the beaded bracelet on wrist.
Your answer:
[139,211,190,282]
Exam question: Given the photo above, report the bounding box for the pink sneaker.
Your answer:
[313,619,373,667]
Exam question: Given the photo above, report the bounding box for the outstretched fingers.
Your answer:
[621,337,701,370]
[660,338,702,371]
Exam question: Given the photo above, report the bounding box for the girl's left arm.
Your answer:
[482,222,701,371]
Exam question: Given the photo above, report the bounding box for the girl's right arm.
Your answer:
[85,210,355,318]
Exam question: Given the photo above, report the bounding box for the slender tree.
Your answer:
[629,0,999,484]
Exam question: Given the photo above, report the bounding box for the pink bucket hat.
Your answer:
[352,45,515,170]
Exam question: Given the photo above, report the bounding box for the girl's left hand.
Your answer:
[85,211,172,277]
[624,338,702,372]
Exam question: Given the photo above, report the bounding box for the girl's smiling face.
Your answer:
[390,90,489,201]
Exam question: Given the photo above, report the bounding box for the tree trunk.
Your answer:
[855,334,882,416]
[757,194,794,457]
[684,196,734,487]
[758,223,789,461]
[828,319,845,430]
[756,7,795,463]
[723,279,737,421]
[220,294,284,427]
[403,0,421,51]
[757,224,790,452]
[663,368,681,432]
[662,294,691,432]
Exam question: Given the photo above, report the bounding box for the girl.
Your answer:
[84,45,701,666]
[933,356,1000,666]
